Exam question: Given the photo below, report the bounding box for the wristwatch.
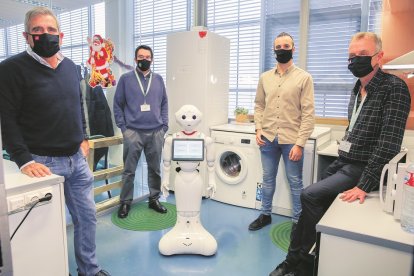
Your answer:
[83,134,89,141]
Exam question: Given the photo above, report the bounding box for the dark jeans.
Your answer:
[286,158,366,267]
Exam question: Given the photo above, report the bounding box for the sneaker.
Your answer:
[248,214,271,231]
[269,261,295,276]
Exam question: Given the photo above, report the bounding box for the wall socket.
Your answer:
[8,187,53,214]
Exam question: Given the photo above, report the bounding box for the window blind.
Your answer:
[133,0,190,79]
[207,0,261,117]
[6,24,26,57]
[0,28,6,62]
[307,0,362,118]
[58,3,106,66]
[263,1,301,72]
[368,0,382,33]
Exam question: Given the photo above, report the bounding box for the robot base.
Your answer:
[159,214,217,256]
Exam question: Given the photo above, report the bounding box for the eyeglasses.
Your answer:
[137,55,152,61]
[348,52,379,63]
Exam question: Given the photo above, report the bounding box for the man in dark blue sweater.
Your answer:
[114,45,169,218]
[0,7,110,276]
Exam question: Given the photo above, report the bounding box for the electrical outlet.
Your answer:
[8,195,25,213]
[38,188,53,201]
[24,192,40,206]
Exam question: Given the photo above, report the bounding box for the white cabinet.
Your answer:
[4,161,68,276]
[316,193,414,276]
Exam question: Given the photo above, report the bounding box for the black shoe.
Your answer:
[95,269,111,276]
[269,261,295,276]
[148,199,167,213]
[117,203,131,218]
[248,214,271,231]
[78,269,111,276]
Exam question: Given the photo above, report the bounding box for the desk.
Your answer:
[4,160,68,276]
[316,193,414,276]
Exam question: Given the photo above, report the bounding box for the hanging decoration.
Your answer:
[86,34,116,88]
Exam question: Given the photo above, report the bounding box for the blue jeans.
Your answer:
[260,136,303,221]
[32,150,101,276]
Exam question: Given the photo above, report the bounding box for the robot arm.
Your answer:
[162,136,173,197]
[205,136,216,198]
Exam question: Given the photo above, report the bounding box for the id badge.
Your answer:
[141,104,150,112]
[339,140,352,153]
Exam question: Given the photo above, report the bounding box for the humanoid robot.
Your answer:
[159,105,217,256]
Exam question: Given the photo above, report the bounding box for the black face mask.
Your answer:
[137,59,151,71]
[347,55,375,78]
[29,33,60,58]
[274,49,293,64]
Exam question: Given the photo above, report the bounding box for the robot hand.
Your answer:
[207,179,217,198]
[161,179,170,198]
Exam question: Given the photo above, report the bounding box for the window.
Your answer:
[5,24,26,59]
[368,0,382,34]
[58,3,106,65]
[0,28,5,62]
[207,0,261,117]
[263,1,301,72]
[133,0,191,79]
[0,2,105,66]
[307,0,362,118]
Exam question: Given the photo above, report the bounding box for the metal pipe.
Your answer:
[193,0,207,27]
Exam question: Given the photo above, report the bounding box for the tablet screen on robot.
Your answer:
[171,138,204,161]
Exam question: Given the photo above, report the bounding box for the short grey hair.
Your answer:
[24,7,60,33]
[351,32,382,52]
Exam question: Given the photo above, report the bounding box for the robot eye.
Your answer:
[182,115,186,120]
[192,115,196,120]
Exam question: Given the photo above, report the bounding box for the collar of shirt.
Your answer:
[26,46,64,68]
[352,68,384,98]
[274,63,295,75]
[136,68,152,78]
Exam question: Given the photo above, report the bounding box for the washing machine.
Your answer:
[210,124,331,216]
[210,124,261,209]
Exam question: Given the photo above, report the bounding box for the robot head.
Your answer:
[175,105,202,132]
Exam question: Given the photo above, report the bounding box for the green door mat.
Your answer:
[111,202,177,231]
[269,221,293,253]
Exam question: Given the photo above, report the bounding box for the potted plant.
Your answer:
[234,107,249,123]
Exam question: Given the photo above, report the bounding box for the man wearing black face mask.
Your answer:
[252,32,315,234]
[0,7,110,276]
[269,32,411,276]
[114,45,169,218]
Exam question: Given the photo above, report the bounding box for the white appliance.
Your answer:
[4,160,68,276]
[166,28,230,135]
[0,127,13,276]
[379,149,409,220]
[210,124,260,209]
[210,124,331,216]
[166,28,230,194]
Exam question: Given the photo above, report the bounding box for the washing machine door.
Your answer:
[215,148,248,185]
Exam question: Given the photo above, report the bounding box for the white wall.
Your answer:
[105,0,134,166]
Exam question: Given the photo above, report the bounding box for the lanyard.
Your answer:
[348,90,366,132]
[134,70,153,102]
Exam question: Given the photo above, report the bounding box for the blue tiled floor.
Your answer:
[66,197,290,276]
